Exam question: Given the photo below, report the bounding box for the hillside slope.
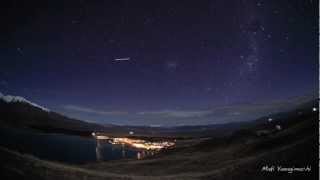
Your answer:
[0,105,318,180]
[0,96,106,135]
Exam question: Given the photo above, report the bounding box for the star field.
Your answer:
[0,0,317,125]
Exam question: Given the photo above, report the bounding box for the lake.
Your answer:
[0,127,142,164]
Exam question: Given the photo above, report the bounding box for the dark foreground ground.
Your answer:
[0,111,318,180]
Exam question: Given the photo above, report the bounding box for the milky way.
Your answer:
[239,1,262,80]
[0,0,317,125]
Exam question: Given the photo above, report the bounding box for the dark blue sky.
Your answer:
[0,0,318,125]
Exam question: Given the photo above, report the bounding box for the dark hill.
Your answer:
[0,99,106,136]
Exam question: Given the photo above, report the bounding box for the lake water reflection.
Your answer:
[0,127,147,164]
[95,139,139,161]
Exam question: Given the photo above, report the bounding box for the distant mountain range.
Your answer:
[1,94,317,180]
[0,92,106,136]
[0,92,317,138]
[0,92,49,112]
[92,94,317,126]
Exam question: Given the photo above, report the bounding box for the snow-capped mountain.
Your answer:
[0,92,50,112]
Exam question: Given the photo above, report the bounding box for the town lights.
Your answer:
[92,132,175,150]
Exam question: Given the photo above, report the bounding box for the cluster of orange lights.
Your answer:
[92,132,175,150]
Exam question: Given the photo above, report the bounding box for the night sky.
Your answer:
[0,0,318,125]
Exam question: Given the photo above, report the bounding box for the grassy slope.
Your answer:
[82,114,318,180]
[0,112,318,180]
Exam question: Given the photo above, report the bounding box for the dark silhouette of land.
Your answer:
[0,98,318,180]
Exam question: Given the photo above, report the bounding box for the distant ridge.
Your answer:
[0,92,50,112]
[0,92,106,135]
